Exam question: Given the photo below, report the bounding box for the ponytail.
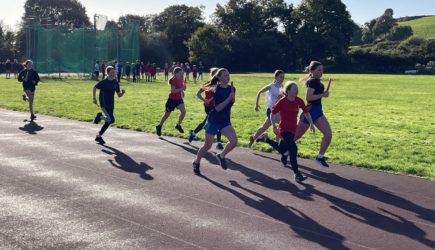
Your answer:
[300,61,322,87]
[203,68,228,90]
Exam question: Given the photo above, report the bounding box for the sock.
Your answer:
[317,154,324,158]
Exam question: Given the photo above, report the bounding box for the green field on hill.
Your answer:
[399,16,435,40]
[0,73,434,178]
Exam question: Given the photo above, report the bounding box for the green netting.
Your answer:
[32,23,139,74]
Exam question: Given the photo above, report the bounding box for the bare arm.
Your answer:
[306,88,329,102]
[92,86,98,105]
[215,91,235,112]
[196,89,206,102]
[255,85,271,111]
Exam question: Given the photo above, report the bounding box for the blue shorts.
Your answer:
[302,105,324,124]
[204,121,231,135]
[266,108,272,118]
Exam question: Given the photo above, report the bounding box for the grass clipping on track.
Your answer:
[1,73,434,179]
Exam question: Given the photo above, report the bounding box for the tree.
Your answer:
[373,8,396,38]
[118,14,155,33]
[152,5,204,61]
[387,26,413,41]
[187,25,230,67]
[293,0,355,64]
[17,0,91,59]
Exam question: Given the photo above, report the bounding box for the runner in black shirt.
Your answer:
[92,66,125,144]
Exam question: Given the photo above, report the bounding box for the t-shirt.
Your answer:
[306,78,324,106]
[94,63,99,72]
[271,96,308,134]
[198,66,204,74]
[95,78,120,109]
[5,62,12,70]
[208,84,235,124]
[168,77,184,100]
[18,69,40,86]
[164,66,169,74]
[265,82,281,108]
[199,85,215,107]
[192,68,198,75]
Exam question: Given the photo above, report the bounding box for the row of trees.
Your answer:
[5,0,432,72]
[1,0,356,72]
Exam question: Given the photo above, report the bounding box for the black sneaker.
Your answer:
[30,114,37,120]
[95,136,106,145]
[294,172,308,182]
[94,112,102,124]
[215,142,224,150]
[316,156,330,168]
[156,125,162,136]
[216,153,227,170]
[175,124,184,133]
[255,133,268,143]
[280,153,288,166]
[22,94,27,101]
[188,130,195,143]
[248,135,254,148]
[193,161,201,175]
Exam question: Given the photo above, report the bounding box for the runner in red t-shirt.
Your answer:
[188,67,223,150]
[156,67,186,136]
[270,82,315,182]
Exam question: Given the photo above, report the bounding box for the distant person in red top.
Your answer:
[150,63,157,81]
[164,63,169,81]
[188,67,223,150]
[156,67,186,136]
[270,82,314,182]
[192,65,198,84]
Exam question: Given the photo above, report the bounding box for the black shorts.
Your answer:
[94,71,99,78]
[23,83,35,92]
[165,98,184,112]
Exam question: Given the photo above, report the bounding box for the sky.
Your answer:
[1,0,434,31]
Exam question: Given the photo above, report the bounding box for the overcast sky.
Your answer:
[1,0,434,31]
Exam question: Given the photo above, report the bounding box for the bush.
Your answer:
[387,26,413,41]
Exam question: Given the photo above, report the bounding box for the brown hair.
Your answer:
[203,68,228,90]
[274,69,284,78]
[300,61,322,87]
[281,81,298,97]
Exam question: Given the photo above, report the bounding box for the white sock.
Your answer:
[317,154,324,158]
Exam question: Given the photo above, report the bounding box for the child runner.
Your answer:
[93,66,125,144]
[125,62,131,81]
[185,63,191,81]
[270,82,314,182]
[156,67,186,136]
[188,67,224,150]
[18,60,40,120]
[164,63,170,81]
[248,70,285,148]
[192,68,237,175]
[294,61,332,167]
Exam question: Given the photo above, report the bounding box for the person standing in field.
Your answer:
[192,68,237,175]
[248,70,285,148]
[192,65,198,84]
[13,59,21,79]
[18,60,40,121]
[198,62,204,81]
[188,67,224,150]
[156,67,186,137]
[270,82,314,182]
[294,61,332,167]
[125,62,131,81]
[5,59,12,79]
[93,66,125,145]
[164,63,170,81]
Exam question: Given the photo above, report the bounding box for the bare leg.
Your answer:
[315,116,332,155]
[220,125,238,158]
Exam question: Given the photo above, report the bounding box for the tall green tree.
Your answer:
[152,5,204,61]
[187,24,230,67]
[293,0,355,64]
[373,8,396,37]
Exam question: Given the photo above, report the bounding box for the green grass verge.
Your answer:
[1,73,434,179]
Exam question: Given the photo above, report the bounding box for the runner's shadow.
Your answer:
[201,176,350,249]
[299,166,435,224]
[101,145,153,180]
[299,182,435,248]
[19,120,44,134]
[226,159,312,201]
[159,137,219,165]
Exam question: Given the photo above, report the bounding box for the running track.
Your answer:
[0,109,434,249]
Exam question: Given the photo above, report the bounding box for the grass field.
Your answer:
[399,16,435,40]
[0,73,434,179]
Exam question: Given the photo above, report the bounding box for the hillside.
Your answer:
[398,16,435,40]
